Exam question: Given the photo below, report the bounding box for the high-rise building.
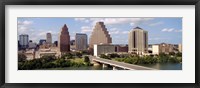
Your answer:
[58,24,70,53]
[46,33,52,44]
[19,34,29,49]
[75,33,87,50]
[128,27,148,55]
[89,22,112,49]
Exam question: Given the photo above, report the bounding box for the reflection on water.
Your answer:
[138,63,182,70]
[41,63,182,70]
[45,65,113,70]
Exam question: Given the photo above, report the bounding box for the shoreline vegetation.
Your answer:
[100,53,182,65]
[18,52,182,70]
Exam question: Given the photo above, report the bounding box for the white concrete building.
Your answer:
[152,45,159,55]
[94,44,115,57]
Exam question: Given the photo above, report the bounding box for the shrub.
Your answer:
[84,56,90,63]
[100,54,110,60]
[18,53,27,62]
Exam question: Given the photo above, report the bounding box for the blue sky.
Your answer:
[17,17,182,44]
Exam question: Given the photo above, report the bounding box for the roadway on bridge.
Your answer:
[89,56,156,70]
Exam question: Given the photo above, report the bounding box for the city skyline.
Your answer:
[17,17,182,44]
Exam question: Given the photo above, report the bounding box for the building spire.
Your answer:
[61,24,68,33]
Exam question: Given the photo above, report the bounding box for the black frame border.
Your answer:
[0,0,200,88]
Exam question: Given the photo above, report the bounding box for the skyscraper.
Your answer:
[89,22,112,49]
[128,27,148,55]
[46,33,52,44]
[19,34,29,49]
[75,33,87,50]
[58,24,70,53]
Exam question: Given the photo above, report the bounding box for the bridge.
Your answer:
[89,56,156,70]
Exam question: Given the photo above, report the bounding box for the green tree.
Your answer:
[62,53,74,59]
[100,54,110,60]
[84,56,90,63]
[176,52,182,57]
[169,52,175,56]
[107,53,120,58]
[18,53,27,62]
[75,52,82,58]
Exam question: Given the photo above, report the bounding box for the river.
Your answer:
[43,63,182,70]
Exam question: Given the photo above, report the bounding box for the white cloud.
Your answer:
[109,28,129,35]
[81,26,92,33]
[71,36,75,40]
[122,31,129,34]
[84,20,90,23]
[174,30,182,32]
[74,18,154,26]
[110,28,117,31]
[109,28,120,34]
[162,28,174,32]
[130,23,135,26]
[18,20,34,34]
[161,28,182,32]
[74,18,86,21]
[149,21,163,26]
[18,20,33,25]
[89,18,154,26]
[74,18,90,23]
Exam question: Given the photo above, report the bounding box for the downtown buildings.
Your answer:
[18,21,181,60]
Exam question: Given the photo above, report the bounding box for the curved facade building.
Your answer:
[58,24,70,53]
[128,27,148,55]
[89,22,112,48]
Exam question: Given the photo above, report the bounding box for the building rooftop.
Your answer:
[134,26,143,29]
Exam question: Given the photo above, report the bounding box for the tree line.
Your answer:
[18,52,91,70]
[100,52,182,64]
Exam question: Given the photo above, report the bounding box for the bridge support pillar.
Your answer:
[113,67,118,70]
[102,64,108,68]
[93,61,100,66]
